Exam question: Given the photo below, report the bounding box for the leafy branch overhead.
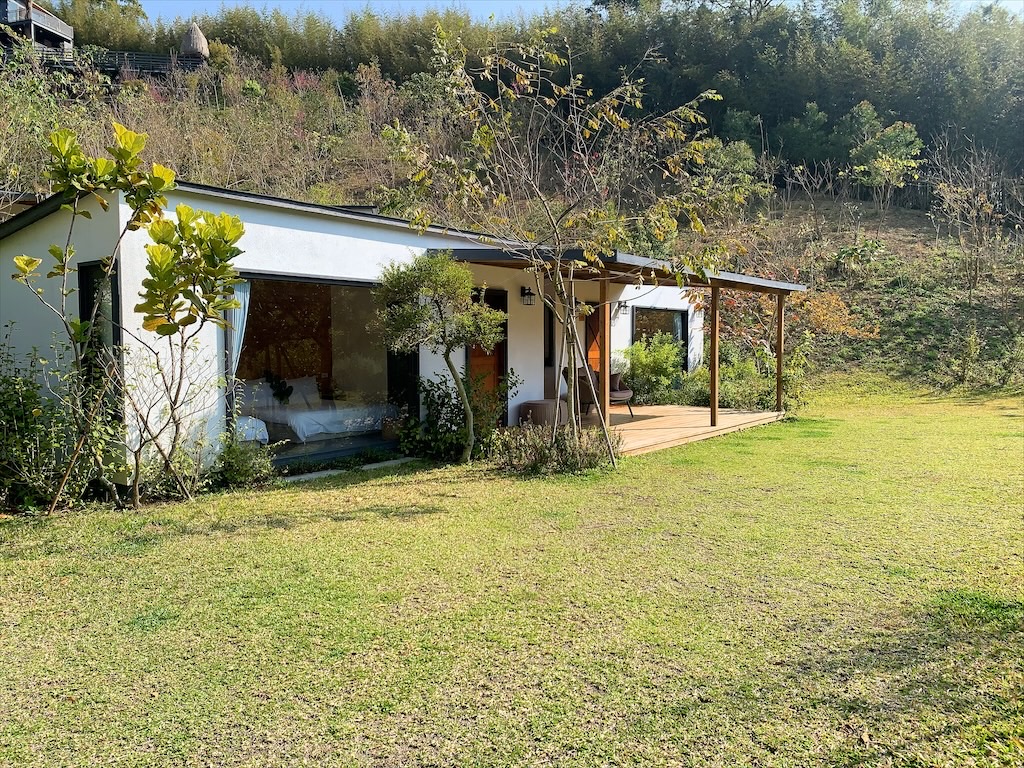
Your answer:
[380,25,763,275]
[11,122,179,366]
[135,206,244,336]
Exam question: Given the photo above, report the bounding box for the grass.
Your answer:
[1,374,1021,766]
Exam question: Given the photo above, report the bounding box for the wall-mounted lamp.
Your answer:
[616,301,630,315]
[521,286,537,306]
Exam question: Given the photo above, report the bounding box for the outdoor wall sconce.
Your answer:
[521,286,537,306]
[616,301,629,315]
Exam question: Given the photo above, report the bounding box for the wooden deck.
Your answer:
[585,405,785,455]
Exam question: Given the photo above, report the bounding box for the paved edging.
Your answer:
[281,457,417,484]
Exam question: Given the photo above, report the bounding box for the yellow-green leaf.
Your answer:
[13,256,42,275]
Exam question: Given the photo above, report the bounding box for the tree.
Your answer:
[928,128,1020,299]
[10,123,243,509]
[374,251,506,463]
[831,100,882,159]
[849,119,923,233]
[381,27,757,464]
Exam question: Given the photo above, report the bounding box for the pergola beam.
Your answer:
[776,292,785,413]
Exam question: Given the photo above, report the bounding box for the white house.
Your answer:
[0,182,799,462]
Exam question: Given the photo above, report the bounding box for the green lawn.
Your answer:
[2,375,1022,767]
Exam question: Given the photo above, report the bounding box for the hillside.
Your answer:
[720,195,1024,391]
[766,200,1023,390]
[1,9,1022,394]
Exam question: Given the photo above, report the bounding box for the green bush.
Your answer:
[487,424,621,475]
[135,449,210,502]
[400,375,467,461]
[401,370,521,462]
[626,335,813,412]
[214,438,277,489]
[623,332,684,404]
[0,331,109,511]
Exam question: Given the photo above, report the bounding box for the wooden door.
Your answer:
[585,307,602,372]
[467,288,508,396]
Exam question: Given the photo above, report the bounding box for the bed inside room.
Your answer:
[228,277,418,461]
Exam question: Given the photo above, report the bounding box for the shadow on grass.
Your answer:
[778,417,841,440]
[779,588,1024,765]
[0,462,446,560]
[910,387,1024,407]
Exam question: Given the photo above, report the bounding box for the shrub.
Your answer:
[214,438,277,489]
[623,332,684,404]
[400,375,466,461]
[629,333,814,413]
[135,450,210,502]
[402,370,520,462]
[488,424,621,474]
[0,330,112,511]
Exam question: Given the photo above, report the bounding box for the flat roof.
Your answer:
[0,182,806,294]
[453,248,806,294]
[0,182,516,249]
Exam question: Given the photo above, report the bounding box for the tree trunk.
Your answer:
[444,350,475,463]
[571,322,617,468]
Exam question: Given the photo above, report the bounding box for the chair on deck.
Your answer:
[562,367,634,418]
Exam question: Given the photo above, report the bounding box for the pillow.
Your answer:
[238,378,271,412]
[288,376,322,408]
[609,372,622,391]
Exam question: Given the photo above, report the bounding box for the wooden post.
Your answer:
[710,285,720,427]
[775,292,785,412]
[599,277,611,424]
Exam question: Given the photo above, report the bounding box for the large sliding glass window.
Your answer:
[632,308,688,372]
[233,278,416,460]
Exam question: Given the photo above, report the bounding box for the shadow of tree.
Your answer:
[776,589,1024,765]
[0,462,446,560]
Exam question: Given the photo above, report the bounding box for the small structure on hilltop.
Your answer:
[0,3,208,75]
[0,0,74,54]
[179,22,209,60]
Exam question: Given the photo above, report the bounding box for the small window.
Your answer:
[543,305,554,367]
[632,308,688,372]
[77,262,120,371]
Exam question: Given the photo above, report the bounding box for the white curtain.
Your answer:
[227,280,251,379]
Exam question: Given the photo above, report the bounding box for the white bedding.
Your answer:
[255,402,393,443]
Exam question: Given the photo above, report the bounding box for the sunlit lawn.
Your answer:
[1,374,1021,767]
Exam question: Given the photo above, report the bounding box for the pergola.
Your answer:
[456,248,807,428]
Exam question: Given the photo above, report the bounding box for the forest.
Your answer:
[45,0,1024,167]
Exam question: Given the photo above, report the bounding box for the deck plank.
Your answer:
[586,405,785,456]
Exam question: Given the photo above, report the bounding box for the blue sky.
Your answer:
[137,0,1013,24]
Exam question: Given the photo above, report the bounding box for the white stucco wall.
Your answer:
[0,196,118,364]
[614,284,704,372]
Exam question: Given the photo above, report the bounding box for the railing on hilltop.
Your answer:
[28,44,205,75]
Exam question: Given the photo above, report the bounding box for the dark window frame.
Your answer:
[77,260,122,350]
[543,304,554,368]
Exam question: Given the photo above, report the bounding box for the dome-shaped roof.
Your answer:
[180,22,209,59]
